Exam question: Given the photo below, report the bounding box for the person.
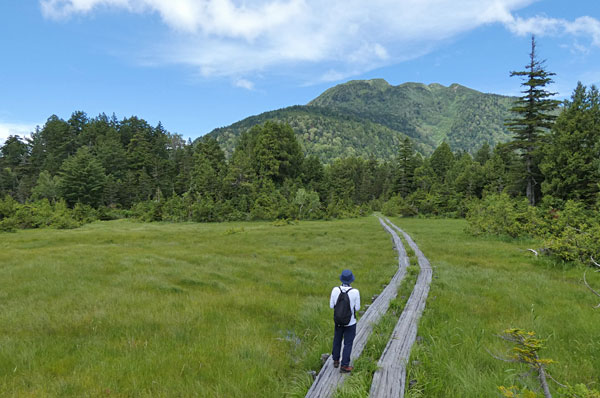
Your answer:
[330,269,361,373]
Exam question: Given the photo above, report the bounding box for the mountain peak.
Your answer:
[346,78,390,87]
[427,83,446,89]
[209,79,516,162]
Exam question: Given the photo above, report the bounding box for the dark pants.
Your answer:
[332,323,356,367]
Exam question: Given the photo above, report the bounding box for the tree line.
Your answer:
[0,108,522,228]
[0,81,597,223]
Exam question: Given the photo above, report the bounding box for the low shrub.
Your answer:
[466,193,538,238]
[0,217,17,232]
[467,194,600,264]
[0,198,88,232]
[0,195,17,219]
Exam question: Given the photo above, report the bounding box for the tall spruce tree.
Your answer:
[540,83,600,205]
[59,147,106,207]
[505,36,560,205]
[395,137,417,197]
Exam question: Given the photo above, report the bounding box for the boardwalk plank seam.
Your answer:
[304,218,410,398]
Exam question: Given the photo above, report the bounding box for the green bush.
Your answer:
[130,201,162,222]
[467,194,600,264]
[161,194,189,222]
[96,205,127,221]
[250,192,282,221]
[545,224,600,263]
[382,194,418,217]
[0,217,17,232]
[466,193,540,238]
[72,203,99,224]
[49,200,80,229]
[13,199,55,229]
[0,199,91,231]
[0,195,17,219]
[191,196,220,222]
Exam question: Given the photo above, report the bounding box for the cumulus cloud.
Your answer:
[506,15,600,46]
[40,0,600,82]
[0,122,38,146]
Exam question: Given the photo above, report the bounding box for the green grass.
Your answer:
[389,218,600,397]
[0,218,398,397]
[3,217,598,397]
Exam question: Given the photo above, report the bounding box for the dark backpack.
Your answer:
[333,287,354,326]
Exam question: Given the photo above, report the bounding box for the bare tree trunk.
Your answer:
[526,155,536,206]
[537,362,552,398]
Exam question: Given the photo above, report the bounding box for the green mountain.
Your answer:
[207,79,516,162]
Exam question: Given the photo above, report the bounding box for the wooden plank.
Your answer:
[369,219,433,398]
[305,218,410,398]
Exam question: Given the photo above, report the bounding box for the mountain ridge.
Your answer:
[207,79,517,162]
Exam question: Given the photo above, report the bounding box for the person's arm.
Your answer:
[354,290,361,313]
[330,287,338,309]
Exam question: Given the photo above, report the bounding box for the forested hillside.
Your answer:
[208,79,516,161]
[208,106,431,161]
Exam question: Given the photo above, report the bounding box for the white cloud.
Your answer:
[505,15,600,46]
[0,122,38,146]
[234,78,255,90]
[40,0,600,83]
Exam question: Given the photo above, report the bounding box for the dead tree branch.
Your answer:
[583,268,600,309]
[494,329,554,398]
[485,348,518,363]
[518,248,540,256]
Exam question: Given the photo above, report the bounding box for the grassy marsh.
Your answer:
[391,218,600,397]
[0,218,397,397]
[2,217,598,397]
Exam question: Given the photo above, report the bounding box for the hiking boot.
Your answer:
[333,360,340,368]
[340,365,353,373]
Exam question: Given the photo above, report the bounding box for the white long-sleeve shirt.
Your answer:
[330,285,361,326]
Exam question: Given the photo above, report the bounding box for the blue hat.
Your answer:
[340,269,355,284]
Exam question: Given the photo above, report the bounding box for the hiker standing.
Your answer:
[330,269,361,373]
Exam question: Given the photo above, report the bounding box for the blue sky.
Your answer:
[1,0,599,144]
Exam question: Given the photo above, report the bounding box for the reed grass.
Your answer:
[390,218,600,397]
[0,218,398,397]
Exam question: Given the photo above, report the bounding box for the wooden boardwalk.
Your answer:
[369,219,433,398]
[305,218,410,398]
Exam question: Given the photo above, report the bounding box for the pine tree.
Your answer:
[58,147,106,207]
[474,142,491,165]
[505,36,560,205]
[0,135,29,197]
[395,138,417,197]
[540,83,600,205]
[429,142,455,182]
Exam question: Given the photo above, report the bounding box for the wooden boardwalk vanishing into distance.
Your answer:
[369,219,433,398]
[305,217,433,398]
